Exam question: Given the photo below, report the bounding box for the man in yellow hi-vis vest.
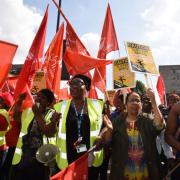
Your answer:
[10,89,60,180]
[54,74,104,180]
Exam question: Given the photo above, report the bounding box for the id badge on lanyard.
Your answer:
[73,100,87,153]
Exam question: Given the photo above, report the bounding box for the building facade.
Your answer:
[159,65,180,95]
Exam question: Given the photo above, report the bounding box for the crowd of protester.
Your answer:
[0,74,179,180]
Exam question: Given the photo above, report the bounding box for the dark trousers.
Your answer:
[171,165,180,180]
[0,147,15,180]
[88,160,109,180]
[0,149,7,167]
[10,158,50,180]
[99,157,109,180]
[88,166,100,180]
[0,149,8,179]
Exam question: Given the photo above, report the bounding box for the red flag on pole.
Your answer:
[1,76,18,94]
[156,74,166,105]
[51,152,88,180]
[64,50,112,75]
[93,3,119,92]
[66,22,90,55]
[58,87,70,100]
[66,22,99,98]
[52,0,98,98]
[0,40,18,88]
[13,6,48,107]
[43,23,64,99]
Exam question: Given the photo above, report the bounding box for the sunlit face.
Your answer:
[69,78,86,98]
[126,93,142,116]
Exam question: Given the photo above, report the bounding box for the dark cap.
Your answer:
[39,89,55,104]
[71,74,91,91]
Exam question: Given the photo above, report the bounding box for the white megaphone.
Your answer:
[36,144,59,167]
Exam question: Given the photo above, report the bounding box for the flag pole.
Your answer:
[96,68,110,101]
[144,73,151,89]
[56,0,62,32]
[52,0,70,24]
[52,0,86,48]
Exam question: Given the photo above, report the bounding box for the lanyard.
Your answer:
[73,100,85,138]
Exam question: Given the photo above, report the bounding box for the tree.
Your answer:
[132,80,146,96]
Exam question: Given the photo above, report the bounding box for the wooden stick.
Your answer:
[144,73,151,89]
[164,161,180,180]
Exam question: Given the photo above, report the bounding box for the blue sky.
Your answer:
[1,0,180,67]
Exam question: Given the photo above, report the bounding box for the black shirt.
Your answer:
[66,104,90,164]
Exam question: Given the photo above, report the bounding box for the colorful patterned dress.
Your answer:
[124,121,149,180]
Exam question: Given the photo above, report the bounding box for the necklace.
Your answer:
[126,117,137,129]
[73,100,86,114]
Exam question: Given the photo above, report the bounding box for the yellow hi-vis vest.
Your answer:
[54,98,104,170]
[0,109,11,147]
[12,108,56,165]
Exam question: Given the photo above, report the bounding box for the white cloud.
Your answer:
[0,0,42,64]
[80,33,100,57]
[141,0,180,65]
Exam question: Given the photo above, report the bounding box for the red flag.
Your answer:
[156,74,166,104]
[66,22,100,98]
[52,0,99,98]
[93,4,119,92]
[64,50,112,75]
[51,152,88,180]
[88,83,98,99]
[58,87,70,100]
[65,21,95,78]
[1,76,18,95]
[13,6,48,107]
[52,0,89,56]
[66,22,90,55]
[0,40,18,88]
[43,23,64,98]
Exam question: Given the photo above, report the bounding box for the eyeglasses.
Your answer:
[128,99,141,104]
[69,80,85,89]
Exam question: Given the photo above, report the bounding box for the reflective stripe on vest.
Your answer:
[12,108,56,165]
[0,109,11,146]
[54,98,104,170]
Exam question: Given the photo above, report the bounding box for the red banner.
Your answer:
[13,6,48,107]
[0,40,18,88]
[93,4,119,92]
[43,23,64,98]
[51,152,88,180]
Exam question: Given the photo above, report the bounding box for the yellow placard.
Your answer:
[31,70,46,93]
[113,57,136,89]
[126,41,158,74]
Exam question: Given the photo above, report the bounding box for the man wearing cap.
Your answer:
[54,74,104,179]
[0,92,13,177]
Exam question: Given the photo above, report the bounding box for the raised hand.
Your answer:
[103,114,113,131]
[51,110,61,124]
[146,88,156,104]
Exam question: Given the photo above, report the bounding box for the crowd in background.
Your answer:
[0,74,179,180]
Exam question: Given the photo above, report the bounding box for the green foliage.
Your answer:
[132,80,146,96]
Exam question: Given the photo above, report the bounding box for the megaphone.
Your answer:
[36,144,59,167]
